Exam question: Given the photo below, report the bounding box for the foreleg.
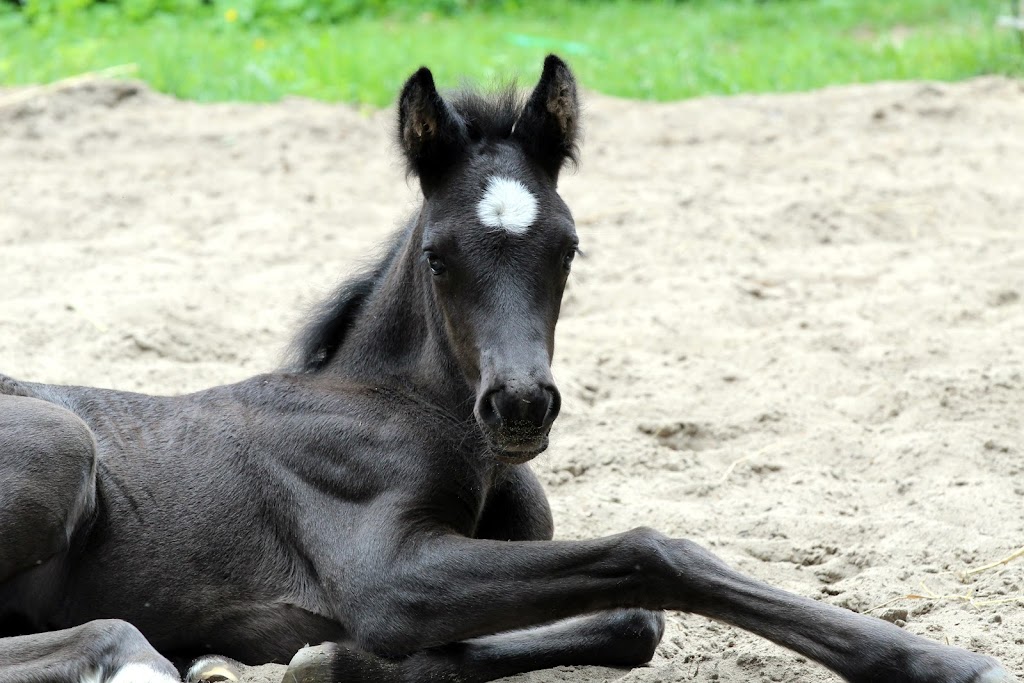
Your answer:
[284,609,663,683]
[345,527,1013,683]
[474,464,553,543]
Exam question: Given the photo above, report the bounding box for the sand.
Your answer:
[0,75,1022,683]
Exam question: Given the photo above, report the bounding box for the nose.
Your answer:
[477,382,561,434]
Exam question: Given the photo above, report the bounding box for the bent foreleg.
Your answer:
[284,609,663,683]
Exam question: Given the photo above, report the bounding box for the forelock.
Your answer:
[447,84,525,142]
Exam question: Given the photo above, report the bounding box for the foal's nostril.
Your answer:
[502,386,556,430]
[542,385,561,428]
[477,389,502,428]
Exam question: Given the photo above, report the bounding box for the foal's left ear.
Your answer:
[514,55,581,181]
[398,66,468,191]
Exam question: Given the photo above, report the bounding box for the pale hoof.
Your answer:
[281,643,337,683]
[185,656,244,683]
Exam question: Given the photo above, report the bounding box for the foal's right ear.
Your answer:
[397,67,468,190]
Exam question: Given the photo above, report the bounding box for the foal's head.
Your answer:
[399,55,580,463]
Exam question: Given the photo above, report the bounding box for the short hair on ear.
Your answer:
[514,54,581,181]
[397,66,469,192]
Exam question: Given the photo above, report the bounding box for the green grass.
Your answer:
[1,1,1022,105]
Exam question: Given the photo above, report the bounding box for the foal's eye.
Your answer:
[425,252,447,276]
[562,248,577,272]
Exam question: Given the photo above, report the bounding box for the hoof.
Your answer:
[185,656,244,683]
[281,644,337,683]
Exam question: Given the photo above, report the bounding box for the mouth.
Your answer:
[484,433,550,464]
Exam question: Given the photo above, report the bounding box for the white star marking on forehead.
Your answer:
[476,176,539,234]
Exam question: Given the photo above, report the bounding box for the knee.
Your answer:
[621,526,676,579]
[0,397,97,519]
[0,398,96,485]
[622,528,726,606]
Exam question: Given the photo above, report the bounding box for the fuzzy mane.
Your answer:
[287,230,406,373]
[450,84,526,142]
[451,83,581,169]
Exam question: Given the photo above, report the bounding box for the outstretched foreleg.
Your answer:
[337,526,1014,683]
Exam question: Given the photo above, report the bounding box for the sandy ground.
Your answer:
[1,75,1023,683]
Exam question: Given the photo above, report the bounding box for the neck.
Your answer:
[322,215,474,419]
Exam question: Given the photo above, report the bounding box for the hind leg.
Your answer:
[0,395,97,582]
[0,398,179,681]
[0,619,179,682]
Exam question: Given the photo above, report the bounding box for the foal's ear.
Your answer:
[397,66,468,190]
[514,55,581,180]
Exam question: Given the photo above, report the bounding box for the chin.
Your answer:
[487,436,549,464]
